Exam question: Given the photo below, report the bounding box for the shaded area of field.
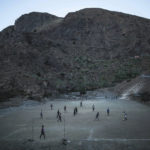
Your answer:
[1,140,150,150]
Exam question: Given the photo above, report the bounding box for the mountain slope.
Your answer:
[0,8,150,101]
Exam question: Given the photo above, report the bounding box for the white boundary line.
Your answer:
[84,138,150,141]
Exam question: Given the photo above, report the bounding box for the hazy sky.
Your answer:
[0,0,150,31]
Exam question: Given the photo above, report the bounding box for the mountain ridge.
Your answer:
[0,8,150,101]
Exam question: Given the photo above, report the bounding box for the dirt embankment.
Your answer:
[113,72,150,103]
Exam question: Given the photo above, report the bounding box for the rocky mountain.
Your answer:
[0,8,150,101]
[14,12,62,32]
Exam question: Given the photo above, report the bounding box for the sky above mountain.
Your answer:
[0,0,150,31]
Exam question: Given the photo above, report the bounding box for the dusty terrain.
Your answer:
[0,92,150,150]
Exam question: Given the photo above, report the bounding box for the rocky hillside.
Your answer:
[0,8,150,101]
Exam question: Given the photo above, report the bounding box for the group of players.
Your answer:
[39,100,121,139]
[39,100,128,139]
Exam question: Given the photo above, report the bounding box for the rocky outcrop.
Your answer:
[0,8,150,101]
[14,12,62,32]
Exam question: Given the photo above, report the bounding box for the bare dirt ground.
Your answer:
[0,93,150,150]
